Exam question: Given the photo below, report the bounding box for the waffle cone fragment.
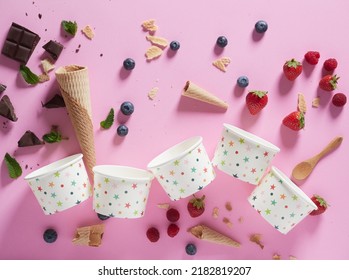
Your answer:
[72,224,105,247]
[188,224,240,248]
[55,65,96,179]
[182,81,228,110]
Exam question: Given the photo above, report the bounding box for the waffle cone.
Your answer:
[182,81,228,110]
[188,224,240,248]
[55,65,96,179]
[72,224,105,247]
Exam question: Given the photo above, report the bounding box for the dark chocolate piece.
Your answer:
[18,130,44,147]
[42,40,63,60]
[41,94,65,108]
[0,95,18,121]
[1,22,40,65]
[0,83,6,94]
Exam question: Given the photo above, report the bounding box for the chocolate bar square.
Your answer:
[1,22,40,64]
[42,40,63,60]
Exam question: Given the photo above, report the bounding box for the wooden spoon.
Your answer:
[292,136,343,180]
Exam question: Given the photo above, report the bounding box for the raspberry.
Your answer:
[166,208,180,222]
[323,58,338,71]
[304,51,320,65]
[146,227,160,242]
[167,224,180,237]
[332,93,347,107]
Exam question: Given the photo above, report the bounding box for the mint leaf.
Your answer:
[100,108,114,129]
[19,65,40,85]
[4,153,22,179]
[62,20,78,36]
[42,126,68,143]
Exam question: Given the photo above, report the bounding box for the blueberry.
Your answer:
[170,41,180,51]
[123,58,135,70]
[237,76,249,88]
[117,124,128,136]
[255,20,268,33]
[43,228,58,243]
[97,213,110,221]
[216,36,228,48]
[185,243,197,255]
[120,101,134,116]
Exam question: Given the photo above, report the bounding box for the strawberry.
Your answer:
[246,90,268,115]
[187,195,205,218]
[310,195,329,216]
[332,93,347,107]
[146,227,160,242]
[304,51,320,65]
[323,58,338,72]
[167,224,180,237]
[166,208,180,222]
[283,58,303,81]
[319,74,339,91]
[282,111,305,131]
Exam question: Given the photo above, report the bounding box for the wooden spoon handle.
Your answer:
[318,136,343,159]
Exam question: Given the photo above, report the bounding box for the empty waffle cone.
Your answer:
[72,224,105,247]
[188,224,240,248]
[55,65,96,179]
[182,81,228,110]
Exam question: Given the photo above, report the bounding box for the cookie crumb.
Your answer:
[225,201,232,211]
[312,97,320,108]
[250,234,264,249]
[82,25,94,40]
[38,13,42,19]
[142,19,158,33]
[223,217,233,228]
[272,254,281,260]
[145,46,163,60]
[289,255,297,260]
[212,57,231,72]
[148,87,159,100]
[157,203,170,209]
[38,73,50,83]
[298,93,307,113]
[212,207,219,219]
[238,216,244,223]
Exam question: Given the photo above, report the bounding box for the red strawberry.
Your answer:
[332,93,347,107]
[283,58,303,81]
[310,195,329,216]
[282,111,305,131]
[319,74,339,91]
[304,51,320,65]
[187,195,205,218]
[146,227,160,242]
[246,90,268,115]
[323,58,338,71]
[167,224,180,237]
[166,208,180,222]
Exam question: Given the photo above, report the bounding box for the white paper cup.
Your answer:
[147,136,215,201]
[248,166,317,234]
[93,165,154,218]
[212,124,280,185]
[24,154,92,215]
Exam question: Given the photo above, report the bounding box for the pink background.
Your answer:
[0,0,348,260]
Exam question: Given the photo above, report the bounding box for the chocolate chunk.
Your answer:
[0,95,18,121]
[41,94,65,108]
[42,40,63,60]
[1,22,40,65]
[18,130,44,147]
[0,83,6,94]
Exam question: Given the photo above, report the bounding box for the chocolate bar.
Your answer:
[18,131,44,147]
[41,94,66,108]
[42,40,63,60]
[1,22,40,64]
[0,83,6,94]
[0,95,18,121]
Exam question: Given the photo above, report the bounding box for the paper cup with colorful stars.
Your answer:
[212,123,280,185]
[24,154,92,215]
[92,165,154,218]
[147,136,215,201]
[248,166,317,234]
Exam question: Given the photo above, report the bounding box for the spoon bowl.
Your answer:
[292,161,313,180]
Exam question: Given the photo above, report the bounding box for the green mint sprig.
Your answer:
[100,108,114,129]
[4,153,22,179]
[19,65,40,85]
[62,20,78,36]
[42,126,68,143]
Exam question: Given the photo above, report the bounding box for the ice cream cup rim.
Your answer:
[270,166,317,209]
[93,165,154,181]
[223,123,280,153]
[147,136,203,169]
[24,153,83,181]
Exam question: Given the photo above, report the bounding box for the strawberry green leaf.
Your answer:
[100,108,114,129]
[19,65,40,85]
[4,153,22,179]
[286,58,301,68]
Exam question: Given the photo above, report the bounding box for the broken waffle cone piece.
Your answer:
[212,57,231,72]
[298,93,307,113]
[55,65,96,180]
[182,81,228,110]
[72,224,105,247]
[146,35,168,48]
[250,233,264,249]
[145,46,163,60]
[188,224,240,248]
[142,19,158,33]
